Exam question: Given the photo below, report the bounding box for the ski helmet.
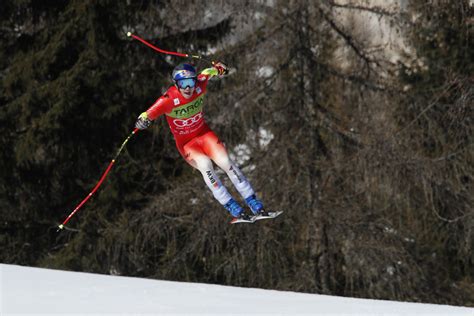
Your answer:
[172,63,197,81]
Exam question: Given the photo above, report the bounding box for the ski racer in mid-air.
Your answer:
[135,62,276,223]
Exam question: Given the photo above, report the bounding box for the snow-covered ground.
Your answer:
[1,264,472,315]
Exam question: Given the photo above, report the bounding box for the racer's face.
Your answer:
[179,86,195,99]
[176,78,196,99]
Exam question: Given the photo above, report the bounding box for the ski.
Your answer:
[230,217,255,224]
[253,210,284,222]
[229,210,284,224]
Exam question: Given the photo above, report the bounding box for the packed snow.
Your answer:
[1,264,472,315]
[256,66,275,78]
[230,143,251,165]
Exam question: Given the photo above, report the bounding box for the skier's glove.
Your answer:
[214,62,229,77]
[135,112,152,130]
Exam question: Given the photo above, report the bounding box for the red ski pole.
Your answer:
[57,128,139,232]
[127,32,215,65]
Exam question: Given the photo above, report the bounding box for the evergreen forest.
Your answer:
[1,0,473,306]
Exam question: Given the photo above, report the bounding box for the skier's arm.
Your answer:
[135,94,174,130]
[146,94,174,120]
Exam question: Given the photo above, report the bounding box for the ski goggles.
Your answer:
[176,78,197,89]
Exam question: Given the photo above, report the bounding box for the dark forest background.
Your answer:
[1,0,472,307]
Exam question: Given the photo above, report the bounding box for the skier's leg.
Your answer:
[220,160,255,199]
[181,139,243,217]
[200,131,264,214]
[182,139,229,204]
[199,131,254,198]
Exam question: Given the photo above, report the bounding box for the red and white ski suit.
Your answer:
[145,68,255,205]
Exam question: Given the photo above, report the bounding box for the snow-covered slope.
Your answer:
[1,264,471,315]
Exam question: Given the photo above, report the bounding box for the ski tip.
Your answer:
[57,224,64,232]
[126,31,132,37]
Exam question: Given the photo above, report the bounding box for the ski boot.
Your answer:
[245,194,264,215]
[225,198,254,224]
[245,194,283,221]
